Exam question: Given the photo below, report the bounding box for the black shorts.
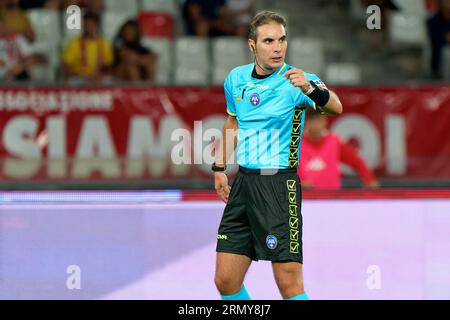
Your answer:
[216,166,303,263]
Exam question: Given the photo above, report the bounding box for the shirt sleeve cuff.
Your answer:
[227,110,237,117]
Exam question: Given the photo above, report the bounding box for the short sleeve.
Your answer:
[224,74,236,117]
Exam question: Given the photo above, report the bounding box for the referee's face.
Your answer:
[251,21,287,74]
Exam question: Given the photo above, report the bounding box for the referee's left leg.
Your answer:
[272,261,306,299]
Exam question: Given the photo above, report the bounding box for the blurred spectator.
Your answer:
[113,19,158,82]
[224,0,255,37]
[62,11,113,83]
[18,0,60,10]
[0,0,35,42]
[0,20,46,81]
[298,111,379,190]
[427,0,450,79]
[182,0,238,37]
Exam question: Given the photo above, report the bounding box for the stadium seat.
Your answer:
[140,0,178,15]
[174,37,209,85]
[103,0,139,16]
[29,42,59,82]
[27,9,61,45]
[288,37,325,76]
[138,11,175,39]
[393,0,427,17]
[389,13,427,47]
[324,62,361,85]
[26,10,61,83]
[141,37,172,85]
[212,37,249,85]
[30,64,57,82]
[101,11,137,42]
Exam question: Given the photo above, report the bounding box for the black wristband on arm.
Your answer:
[306,80,330,107]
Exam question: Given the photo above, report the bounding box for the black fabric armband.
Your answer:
[307,80,330,107]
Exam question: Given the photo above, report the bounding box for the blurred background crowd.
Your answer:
[0,0,448,190]
[0,0,448,86]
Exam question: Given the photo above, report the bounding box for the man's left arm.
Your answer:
[320,90,343,115]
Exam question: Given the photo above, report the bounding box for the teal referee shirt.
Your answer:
[224,62,326,169]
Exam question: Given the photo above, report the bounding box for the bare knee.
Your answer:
[214,274,242,295]
[277,276,303,298]
[215,252,251,295]
[273,263,304,298]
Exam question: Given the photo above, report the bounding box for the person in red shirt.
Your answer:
[298,111,379,190]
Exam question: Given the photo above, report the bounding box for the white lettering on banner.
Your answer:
[72,116,120,178]
[47,116,66,178]
[0,113,408,179]
[332,114,407,176]
[0,91,112,112]
[3,116,41,178]
[331,114,381,174]
[386,115,406,175]
[126,115,189,177]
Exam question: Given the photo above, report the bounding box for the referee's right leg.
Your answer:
[215,172,254,299]
[214,253,252,298]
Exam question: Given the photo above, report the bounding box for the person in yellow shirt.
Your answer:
[62,11,113,82]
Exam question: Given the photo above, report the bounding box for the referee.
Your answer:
[213,11,343,300]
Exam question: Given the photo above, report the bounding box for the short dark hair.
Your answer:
[83,11,100,24]
[248,11,287,42]
[118,19,142,43]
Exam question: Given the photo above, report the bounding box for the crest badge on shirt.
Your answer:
[266,235,277,250]
[249,93,261,106]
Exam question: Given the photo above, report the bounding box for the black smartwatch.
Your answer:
[212,163,226,172]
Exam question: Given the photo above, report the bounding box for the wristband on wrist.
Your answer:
[306,80,330,108]
[304,85,315,96]
[212,162,226,172]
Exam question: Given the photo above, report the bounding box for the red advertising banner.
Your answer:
[0,85,448,182]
